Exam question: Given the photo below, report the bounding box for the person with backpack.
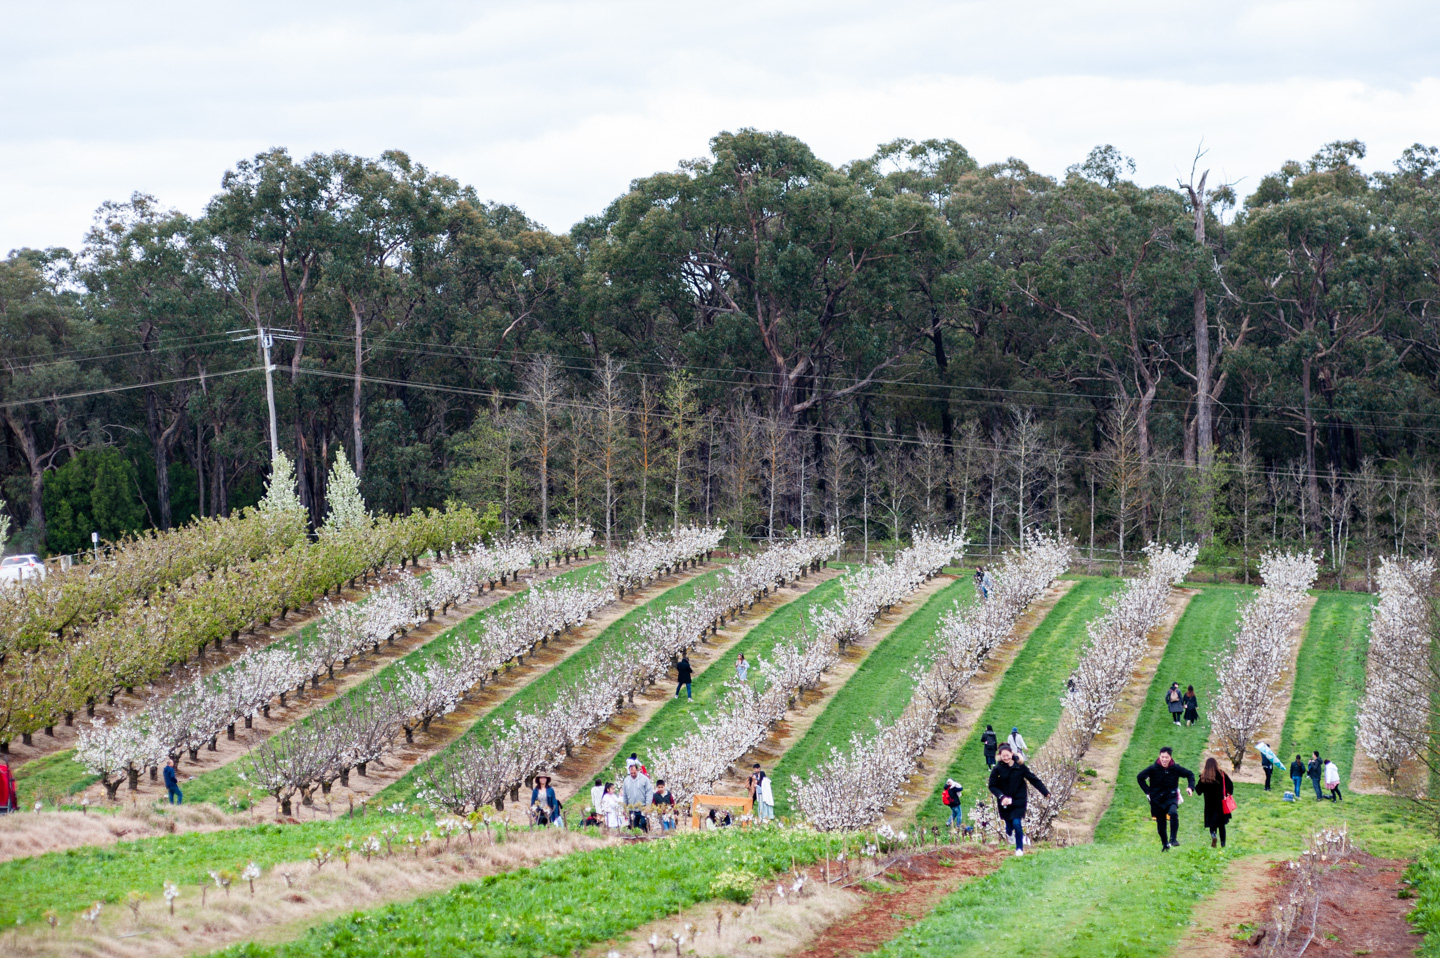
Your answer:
[1193,757,1235,849]
[1289,754,1306,798]
[1324,759,1343,802]
[1136,746,1195,851]
[988,743,1048,855]
[675,653,693,700]
[1307,751,1324,800]
[941,778,964,828]
[1165,683,1184,725]
[530,774,561,825]
[163,759,183,805]
[1181,685,1199,726]
[981,725,999,768]
[0,758,17,813]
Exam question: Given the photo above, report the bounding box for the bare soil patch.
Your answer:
[1053,587,1197,843]
[1172,855,1285,957]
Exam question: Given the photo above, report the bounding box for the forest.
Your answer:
[4,130,1440,582]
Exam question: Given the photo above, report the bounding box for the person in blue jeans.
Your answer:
[988,744,1048,856]
[163,759,183,805]
[675,654,693,700]
[1307,751,1324,800]
[1289,754,1305,797]
[943,779,964,828]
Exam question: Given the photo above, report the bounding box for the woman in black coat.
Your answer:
[1192,757,1233,848]
[987,743,1049,856]
[1182,685,1199,726]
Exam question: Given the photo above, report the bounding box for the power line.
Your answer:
[0,367,265,410]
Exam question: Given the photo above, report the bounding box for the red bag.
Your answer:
[941,789,952,806]
[1221,777,1237,815]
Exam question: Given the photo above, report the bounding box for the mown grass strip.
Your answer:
[914,577,1121,830]
[181,563,613,805]
[377,567,728,804]
[206,829,830,958]
[1279,591,1372,787]
[871,843,1225,958]
[594,572,851,787]
[1092,584,1249,846]
[769,576,975,817]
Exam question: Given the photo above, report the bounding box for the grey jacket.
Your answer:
[622,773,654,807]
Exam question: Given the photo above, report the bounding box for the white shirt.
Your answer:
[591,785,605,813]
[1324,762,1340,787]
[600,793,623,828]
[759,776,774,806]
[1007,732,1027,756]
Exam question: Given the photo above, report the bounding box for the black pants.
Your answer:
[630,810,649,831]
[1209,824,1227,846]
[1329,785,1343,801]
[984,750,996,769]
[1262,765,1272,791]
[1152,803,1179,846]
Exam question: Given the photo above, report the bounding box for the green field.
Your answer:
[916,578,1122,829]
[770,575,975,817]
[182,562,611,804]
[1279,591,1372,787]
[592,571,850,791]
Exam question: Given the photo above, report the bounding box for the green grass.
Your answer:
[872,842,1226,958]
[770,576,976,817]
[915,578,1123,829]
[377,567,728,804]
[13,746,98,800]
[1279,591,1373,787]
[593,572,851,790]
[1092,585,1249,846]
[1406,845,1440,956]
[207,828,832,958]
[181,562,611,806]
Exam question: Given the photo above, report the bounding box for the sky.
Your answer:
[4,0,1439,254]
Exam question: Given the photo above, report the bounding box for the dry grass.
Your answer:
[10,827,612,958]
[0,806,233,863]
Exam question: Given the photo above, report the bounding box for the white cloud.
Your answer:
[3,1,1438,251]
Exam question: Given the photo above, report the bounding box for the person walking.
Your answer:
[600,783,624,830]
[1136,747,1196,851]
[652,779,677,829]
[1324,758,1343,802]
[675,653,693,700]
[1006,727,1028,761]
[974,567,988,598]
[751,764,775,821]
[735,654,749,683]
[981,725,999,768]
[163,759,183,805]
[1193,757,1235,849]
[1255,742,1281,792]
[942,778,964,828]
[0,757,17,813]
[1165,683,1184,725]
[987,743,1048,855]
[530,774,561,825]
[1307,751,1324,801]
[1289,754,1306,798]
[622,763,654,830]
[1182,685,1199,726]
[982,568,996,599]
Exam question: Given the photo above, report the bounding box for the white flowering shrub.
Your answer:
[792,533,1074,830]
[605,525,725,597]
[1357,556,1435,785]
[1209,551,1319,770]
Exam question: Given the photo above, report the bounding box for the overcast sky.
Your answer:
[4,1,1439,254]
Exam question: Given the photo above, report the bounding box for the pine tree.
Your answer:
[322,446,370,536]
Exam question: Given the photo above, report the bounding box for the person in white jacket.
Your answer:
[590,778,605,819]
[751,763,776,820]
[600,784,624,829]
[1323,759,1343,802]
[1006,727,1028,761]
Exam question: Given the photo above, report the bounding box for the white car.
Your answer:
[0,554,46,585]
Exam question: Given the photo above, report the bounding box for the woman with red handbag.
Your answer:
[1194,757,1235,849]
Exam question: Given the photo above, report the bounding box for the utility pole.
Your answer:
[229,325,296,461]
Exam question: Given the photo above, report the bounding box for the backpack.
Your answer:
[1168,688,1180,704]
[941,789,952,806]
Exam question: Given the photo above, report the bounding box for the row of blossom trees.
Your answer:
[1358,556,1436,786]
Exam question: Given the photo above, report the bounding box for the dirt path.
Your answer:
[545,567,845,816]
[1052,587,1197,844]
[716,575,959,795]
[12,827,613,958]
[882,579,1077,827]
[585,845,1000,958]
[66,557,603,810]
[7,556,491,770]
[1170,854,1283,957]
[1349,744,1427,797]
[1210,594,1318,786]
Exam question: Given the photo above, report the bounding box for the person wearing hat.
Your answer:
[531,774,561,825]
[1006,727,1027,762]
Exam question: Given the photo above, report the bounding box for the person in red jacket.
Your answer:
[0,758,18,813]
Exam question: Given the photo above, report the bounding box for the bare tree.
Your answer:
[565,404,595,526]
[592,356,631,551]
[760,411,794,541]
[723,403,762,546]
[1353,457,1384,591]
[633,374,661,529]
[877,432,912,548]
[1006,409,1045,541]
[914,427,947,532]
[664,368,700,530]
[823,427,855,540]
[1101,397,1143,574]
[520,355,564,533]
[1231,438,1264,584]
[952,419,983,541]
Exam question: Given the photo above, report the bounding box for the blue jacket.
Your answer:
[163,765,178,788]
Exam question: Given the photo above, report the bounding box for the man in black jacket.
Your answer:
[981,725,999,768]
[988,743,1049,856]
[675,654,693,700]
[1306,751,1323,800]
[1136,747,1195,851]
